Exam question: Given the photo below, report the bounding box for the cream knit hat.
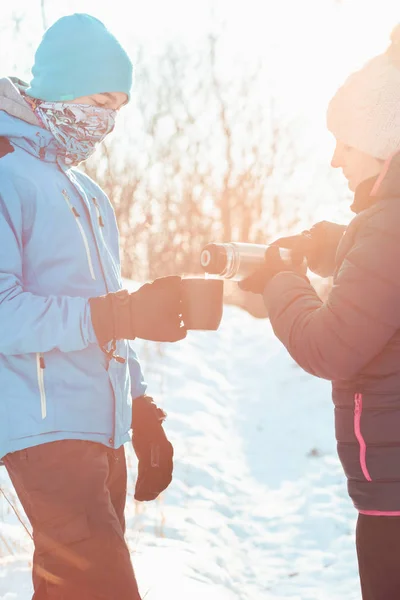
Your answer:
[327,25,400,160]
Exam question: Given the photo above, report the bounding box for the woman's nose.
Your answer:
[331,144,342,169]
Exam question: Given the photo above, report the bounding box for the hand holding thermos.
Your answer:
[200,220,346,295]
[272,221,346,278]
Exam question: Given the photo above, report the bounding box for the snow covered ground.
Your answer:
[0,304,361,599]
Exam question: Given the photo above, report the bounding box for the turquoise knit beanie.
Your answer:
[25,14,133,102]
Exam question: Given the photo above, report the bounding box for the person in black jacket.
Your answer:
[240,24,400,600]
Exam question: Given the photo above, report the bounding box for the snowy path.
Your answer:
[0,306,360,599]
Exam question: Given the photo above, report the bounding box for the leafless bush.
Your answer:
[82,35,304,282]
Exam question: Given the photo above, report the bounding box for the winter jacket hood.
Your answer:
[0,77,40,127]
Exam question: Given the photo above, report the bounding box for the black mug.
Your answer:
[181,278,224,331]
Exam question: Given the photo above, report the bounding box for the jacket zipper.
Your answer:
[92,197,105,228]
[354,393,372,482]
[65,177,117,447]
[36,353,47,420]
[61,189,96,280]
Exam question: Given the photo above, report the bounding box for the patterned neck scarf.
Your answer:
[28,99,116,166]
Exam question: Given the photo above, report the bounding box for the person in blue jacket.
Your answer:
[240,25,400,600]
[0,14,186,600]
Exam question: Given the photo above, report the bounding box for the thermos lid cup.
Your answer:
[181,278,224,331]
[200,243,228,275]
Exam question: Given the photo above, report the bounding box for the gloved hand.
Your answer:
[89,275,187,345]
[131,395,173,502]
[271,221,346,278]
[239,245,307,294]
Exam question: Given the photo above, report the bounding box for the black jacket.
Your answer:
[264,153,400,512]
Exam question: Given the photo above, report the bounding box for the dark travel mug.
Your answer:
[181,278,224,330]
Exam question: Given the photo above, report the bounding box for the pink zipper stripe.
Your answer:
[360,510,400,516]
[354,393,372,482]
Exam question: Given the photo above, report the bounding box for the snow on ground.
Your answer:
[0,304,361,599]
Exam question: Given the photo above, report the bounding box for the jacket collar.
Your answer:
[350,176,379,214]
[0,77,60,163]
[351,152,400,214]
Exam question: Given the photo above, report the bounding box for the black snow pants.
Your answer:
[357,513,400,600]
[4,440,142,600]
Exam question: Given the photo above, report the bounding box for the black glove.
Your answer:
[89,275,187,345]
[131,395,173,502]
[271,221,346,278]
[239,246,306,294]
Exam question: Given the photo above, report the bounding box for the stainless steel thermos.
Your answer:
[200,242,268,281]
[200,242,297,281]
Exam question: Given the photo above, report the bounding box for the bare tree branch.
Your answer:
[40,0,48,31]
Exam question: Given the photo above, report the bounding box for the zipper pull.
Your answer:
[101,339,126,364]
[113,355,126,364]
[92,198,105,228]
[39,355,46,369]
[62,189,80,217]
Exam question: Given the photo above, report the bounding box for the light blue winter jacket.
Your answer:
[0,80,146,459]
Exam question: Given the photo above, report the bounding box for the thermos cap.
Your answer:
[200,243,228,275]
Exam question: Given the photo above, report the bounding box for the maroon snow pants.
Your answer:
[4,440,142,600]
